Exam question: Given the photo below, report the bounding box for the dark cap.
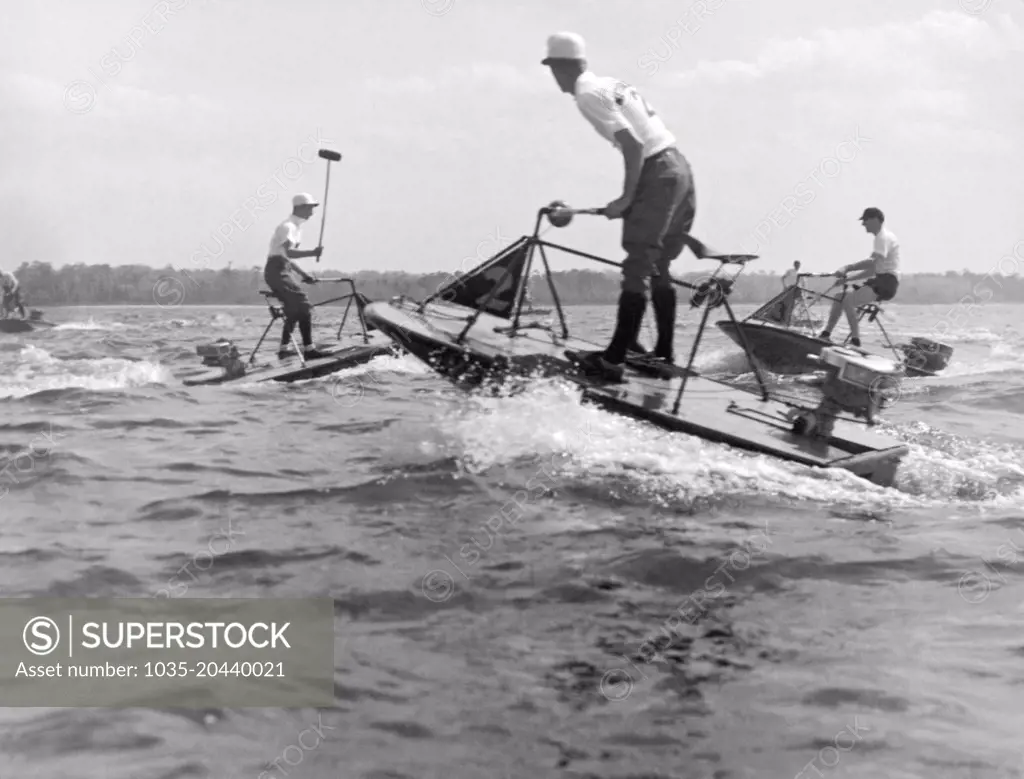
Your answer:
[859,207,884,222]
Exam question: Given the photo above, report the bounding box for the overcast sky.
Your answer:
[2,0,1022,277]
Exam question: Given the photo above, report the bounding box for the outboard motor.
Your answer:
[29,310,43,322]
[789,346,903,440]
[196,339,246,379]
[897,337,953,376]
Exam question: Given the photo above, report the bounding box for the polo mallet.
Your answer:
[542,201,605,228]
[316,148,342,262]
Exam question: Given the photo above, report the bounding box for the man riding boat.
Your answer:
[779,260,802,322]
[782,260,800,290]
[264,193,328,360]
[542,32,697,382]
[0,269,26,319]
[820,207,900,348]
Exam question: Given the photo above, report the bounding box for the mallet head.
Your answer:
[546,200,573,228]
[318,149,342,162]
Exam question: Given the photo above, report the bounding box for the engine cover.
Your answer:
[815,346,903,423]
[792,347,903,439]
[197,339,242,370]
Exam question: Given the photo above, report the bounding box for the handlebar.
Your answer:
[540,204,604,216]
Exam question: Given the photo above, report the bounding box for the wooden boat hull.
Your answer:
[365,300,909,487]
[716,320,830,374]
[183,339,395,386]
[717,320,946,379]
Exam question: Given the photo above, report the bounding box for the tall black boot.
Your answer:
[279,318,297,357]
[299,313,313,348]
[605,291,648,364]
[651,287,677,361]
[299,313,328,359]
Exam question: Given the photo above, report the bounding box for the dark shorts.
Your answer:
[861,273,899,302]
[620,146,696,294]
[264,257,311,319]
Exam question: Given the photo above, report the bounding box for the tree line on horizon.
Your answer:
[7,261,1024,307]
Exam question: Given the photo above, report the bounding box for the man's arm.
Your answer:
[613,129,644,205]
[838,258,876,280]
[844,232,888,276]
[280,223,321,261]
[575,92,641,214]
[284,244,321,260]
[840,233,887,278]
[286,258,316,283]
[279,238,320,283]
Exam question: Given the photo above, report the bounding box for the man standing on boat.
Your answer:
[782,260,801,290]
[0,269,26,319]
[819,207,900,348]
[543,32,696,381]
[779,260,801,323]
[264,194,327,360]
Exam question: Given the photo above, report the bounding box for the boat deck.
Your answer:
[365,300,908,485]
[183,339,392,386]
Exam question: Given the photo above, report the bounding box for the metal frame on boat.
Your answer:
[184,278,393,386]
[716,273,954,378]
[364,202,912,487]
[250,278,372,365]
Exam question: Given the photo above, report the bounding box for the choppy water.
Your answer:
[1,302,1023,779]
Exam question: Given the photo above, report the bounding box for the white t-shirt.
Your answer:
[268,215,304,258]
[872,228,900,278]
[574,72,675,160]
[782,268,798,288]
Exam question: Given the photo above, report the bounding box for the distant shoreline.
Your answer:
[11,261,1024,307]
[35,301,1024,309]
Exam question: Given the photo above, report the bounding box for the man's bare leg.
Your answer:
[842,286,878,344]
[821,296,845,339]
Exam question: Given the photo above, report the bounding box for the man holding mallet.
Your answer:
[262,148,342,360]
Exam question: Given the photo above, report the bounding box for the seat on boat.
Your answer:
[857,302,884,323]
[683,235,759,265]
[699,253,759,265]
[258,290,285,320]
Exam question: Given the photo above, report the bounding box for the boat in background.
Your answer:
[184,278,396,386]
[716,275,954,378]
[0,309,58,334]
[521,304,552,316]
[520,280,552,316]
[364,201,911,488]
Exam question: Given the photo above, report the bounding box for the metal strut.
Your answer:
[671,273,771,415]
[441,206,777,417]
[249,279,369,366]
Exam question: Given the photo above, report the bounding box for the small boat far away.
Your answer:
[520,278,552,316]
[715,275,954,378]
[0,309,58,334]
[364,201,912,489]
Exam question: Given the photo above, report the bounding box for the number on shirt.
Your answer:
[614,82,657,117]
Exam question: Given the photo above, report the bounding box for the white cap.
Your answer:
[541,32,586,65]
[292,193,320,207]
